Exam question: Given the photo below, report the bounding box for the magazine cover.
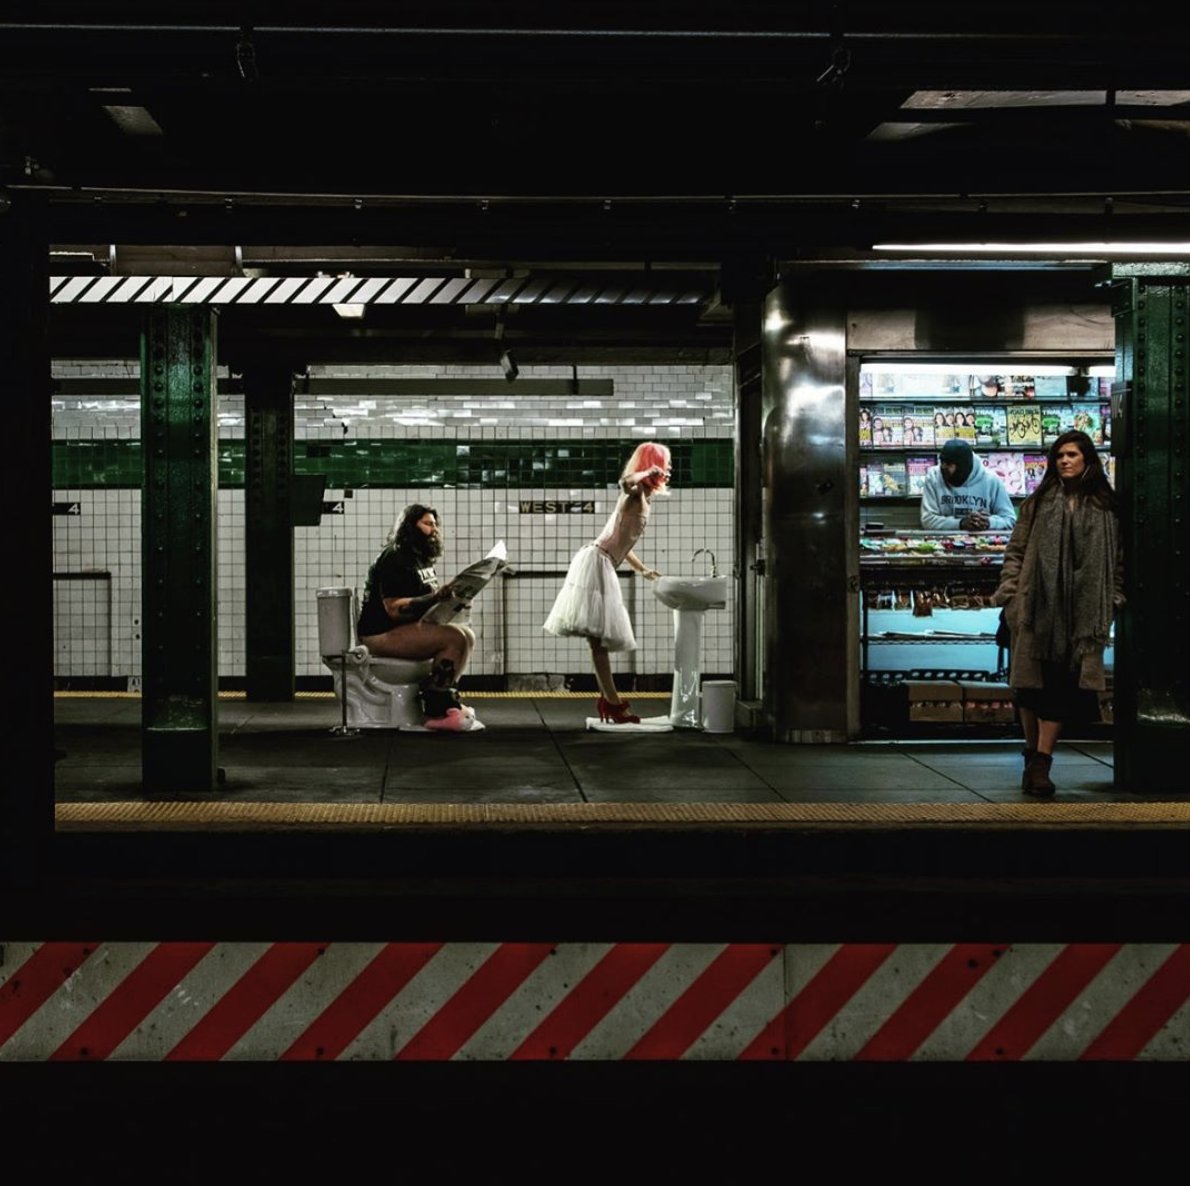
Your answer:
[1100,403,1112,445]
[1104,454,1116,487]
[1071,403,1103,445]
[931,407,956,442]
[859,465,870,497]
[1041,407,1063,445]
[1023,453,1048,494]
[971,374,1003,399]
[1007,375,1037,400]
[985,451,1027,496]
[973,405,1007,447]
[951,405,977,442]
[902,404,934,447]
[1006,404,1043,447]
[878,459,908,495]
[1033,375,1069,399]
[906,455,933,496]
[420,541,511,626]
[870,405,903,447]
[859,406,873,446]
[859,371,874,399]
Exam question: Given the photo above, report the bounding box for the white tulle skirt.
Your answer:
[543,543,636,652]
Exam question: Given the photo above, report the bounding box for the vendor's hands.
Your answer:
[641,568,662,581]
[959,512,989,531]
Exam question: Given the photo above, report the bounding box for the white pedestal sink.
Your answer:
[647,575,728,729]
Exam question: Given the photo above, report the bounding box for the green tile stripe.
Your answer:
[52,439,734,489]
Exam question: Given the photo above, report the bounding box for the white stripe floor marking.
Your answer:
[348,942,502,1060]
[110,942,273,1060]
[2,942,155,1059]
[454,943,613,1061]
[683,949,786,1061]
[569,944,724,1061]
[911,943,1061,1061]
[1026,944,1182,1062]
[798,943,948,1062]
[223,942,386,1061]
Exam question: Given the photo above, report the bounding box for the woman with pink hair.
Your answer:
[544,441,671,723]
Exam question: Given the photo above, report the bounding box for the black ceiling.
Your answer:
[6,5,1189,361]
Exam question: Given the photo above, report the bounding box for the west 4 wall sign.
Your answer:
[518,501,595,514]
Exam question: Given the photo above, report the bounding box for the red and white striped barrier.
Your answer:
[1,942,1186,1061]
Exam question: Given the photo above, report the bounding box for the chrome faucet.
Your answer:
[691,548,718,577]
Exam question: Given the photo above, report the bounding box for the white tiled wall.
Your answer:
[52,362,737,684]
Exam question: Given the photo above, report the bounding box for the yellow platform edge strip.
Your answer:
[55,799,1190,832]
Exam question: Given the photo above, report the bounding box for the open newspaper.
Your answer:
[420,541,512,626]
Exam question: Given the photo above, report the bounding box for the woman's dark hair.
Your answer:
[389,503,442,562]
[1031,430,1117,511]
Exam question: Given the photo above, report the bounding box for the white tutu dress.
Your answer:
[543,481,652,652]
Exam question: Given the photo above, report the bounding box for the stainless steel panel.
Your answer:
[762,285,854,741]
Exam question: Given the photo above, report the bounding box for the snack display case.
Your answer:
[859,531,1008,681]
[859,530,1113,735]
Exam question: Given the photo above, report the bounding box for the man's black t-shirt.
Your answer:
[356,545,440,637]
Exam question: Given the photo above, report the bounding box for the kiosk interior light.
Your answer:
[332,303,366,319]
[873,241,1190,256]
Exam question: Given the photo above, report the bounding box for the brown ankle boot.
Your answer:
[1023,751,1055,797]
[1020,748,1037,791]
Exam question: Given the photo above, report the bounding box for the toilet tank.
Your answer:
[316,587,356,656]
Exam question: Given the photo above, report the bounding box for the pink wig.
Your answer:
[622,441,672,491]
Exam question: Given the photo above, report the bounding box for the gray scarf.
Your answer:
[1025,487,1117,665]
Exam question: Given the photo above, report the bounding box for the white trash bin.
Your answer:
[701,680,737,733]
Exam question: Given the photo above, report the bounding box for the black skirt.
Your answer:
[1014,660,1100,724]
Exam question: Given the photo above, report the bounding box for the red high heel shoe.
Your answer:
[597,696,640,724]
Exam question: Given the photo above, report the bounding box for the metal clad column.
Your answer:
[243,367,295,701]
[141,307,219,793]
[761,282,855,741]
[1111,265,1190,788]
[2,194,51,878]
[732,276,767,711]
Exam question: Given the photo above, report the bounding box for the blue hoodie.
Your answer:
[920,458,1017,531]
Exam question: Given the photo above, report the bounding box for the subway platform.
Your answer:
[52,691,1190,826]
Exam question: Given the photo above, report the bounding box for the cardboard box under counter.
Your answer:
[956,680,1016,723]
[905,680,964,722]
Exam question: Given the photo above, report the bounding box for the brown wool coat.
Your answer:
[991,493,1124,692]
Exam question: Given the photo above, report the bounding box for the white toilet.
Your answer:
[316,587,432,729]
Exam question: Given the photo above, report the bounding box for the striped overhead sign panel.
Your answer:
[48,275,710,307]
[2,941,1187,1061]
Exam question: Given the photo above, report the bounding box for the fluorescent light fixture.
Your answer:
[332,303,366,319]
[873,242,1190,255]
[101,105,164,137]
[861,363,1078,375]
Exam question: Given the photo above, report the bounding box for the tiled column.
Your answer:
[243,366,295,701]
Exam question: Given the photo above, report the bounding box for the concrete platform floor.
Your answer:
[51,691,1179,806]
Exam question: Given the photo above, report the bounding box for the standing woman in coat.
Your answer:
[544,441,671,724]
[992,430,1123,795]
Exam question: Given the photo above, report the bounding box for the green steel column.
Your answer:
[243,366,295,701]
[1110,265,1190,789]
[141,306,219,793]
